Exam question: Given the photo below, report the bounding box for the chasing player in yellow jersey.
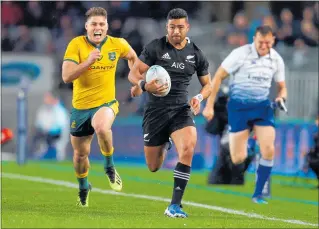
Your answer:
[62,7,138,207]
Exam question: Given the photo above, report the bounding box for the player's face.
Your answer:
[85,16,108,45]
[253,32,275,56]
[166,18,189,45]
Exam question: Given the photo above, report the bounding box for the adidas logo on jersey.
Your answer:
[161,53,171,59]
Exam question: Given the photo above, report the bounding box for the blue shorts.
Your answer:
[227,99,275,133]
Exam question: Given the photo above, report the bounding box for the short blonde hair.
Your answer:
[85,7,107,20]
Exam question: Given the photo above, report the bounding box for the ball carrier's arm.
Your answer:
[190,73,212,115]
[128,59,168,96]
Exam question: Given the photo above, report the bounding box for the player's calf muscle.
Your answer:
[97,136,113,153]
[73,154,89,173]
[178,141,196,165]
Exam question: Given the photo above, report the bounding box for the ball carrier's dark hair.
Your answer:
[167,8,188,22]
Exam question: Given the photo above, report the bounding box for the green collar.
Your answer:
[86,35,108,50]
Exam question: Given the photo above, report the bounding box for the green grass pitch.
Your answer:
[1,161,318,228]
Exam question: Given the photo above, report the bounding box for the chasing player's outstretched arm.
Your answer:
[119,38,138,70]
[189,48,213,115]
[198,73,212,100]
[189,73,212,116]
[123,48,138,70]
[62,60,92,83]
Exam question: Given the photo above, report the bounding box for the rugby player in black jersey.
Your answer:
[128,8,212,218]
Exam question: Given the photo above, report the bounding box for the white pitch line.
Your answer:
[2,173,318,227]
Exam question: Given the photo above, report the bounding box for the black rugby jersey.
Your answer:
[139,36,209,106]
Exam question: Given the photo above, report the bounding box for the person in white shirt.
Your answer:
[33,92,70,161]
[203,26,287,204]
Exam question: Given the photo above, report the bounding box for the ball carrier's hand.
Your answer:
[145,79,169,94]
[131,79,169,97]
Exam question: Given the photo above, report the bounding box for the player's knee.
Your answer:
[231,153,247,165]
[73,150,89,163]
[147,164,160,172]
[261,145,275,160]
[146,159,161,172]
[95,124,112,137]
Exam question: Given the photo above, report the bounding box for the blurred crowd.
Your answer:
[2,1,318,69]
[216,4,319,48]
[1,1,199,53]
[2,2,318,62]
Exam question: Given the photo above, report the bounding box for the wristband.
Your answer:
[138,80,146,92]
[194,94,203,102]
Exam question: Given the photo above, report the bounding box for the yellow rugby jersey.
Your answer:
[64,35,131,109]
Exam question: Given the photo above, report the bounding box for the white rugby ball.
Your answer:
[145,65,171,97]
